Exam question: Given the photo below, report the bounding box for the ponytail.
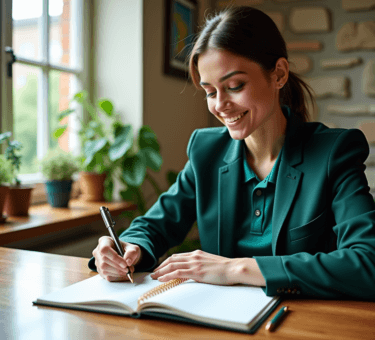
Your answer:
[281,71,316,123]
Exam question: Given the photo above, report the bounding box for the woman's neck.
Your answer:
[244,107,287,165]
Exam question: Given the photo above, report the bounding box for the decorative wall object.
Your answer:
[321,57,362,69]
[342,0,375,12]
[289,7,331,33]
[286,40,323,51]
[327,104,375,115]
[336,22,375,51]
[358,121,375,144]
[265,11,284,33]
[363,59,375,97]
[305,76,350,99]
[288,54,313,74]
[164,0,198,80]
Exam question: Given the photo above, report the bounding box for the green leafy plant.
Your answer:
[40,149,79,181]
[53,91,178,210]
[0,132,23,186]
[0,155,12,185]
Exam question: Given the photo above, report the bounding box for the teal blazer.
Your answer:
[89,107,375,300]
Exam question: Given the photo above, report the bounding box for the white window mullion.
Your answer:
[37,0,50,160]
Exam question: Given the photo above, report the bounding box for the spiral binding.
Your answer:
[138,278,188,307]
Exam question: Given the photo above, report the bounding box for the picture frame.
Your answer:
[164,0,198,80]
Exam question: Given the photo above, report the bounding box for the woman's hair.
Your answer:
[189,6,315,122]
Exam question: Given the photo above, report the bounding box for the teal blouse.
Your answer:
[235,143,283,257]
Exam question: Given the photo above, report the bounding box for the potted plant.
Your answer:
[0,155,12,222]
[53,91,177,211]
[0,132,34,216]
[40,149,79,207]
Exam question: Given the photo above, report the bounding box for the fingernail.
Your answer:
[120,262,126,269]
[126,259,132,266]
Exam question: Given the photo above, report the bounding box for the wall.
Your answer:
[215,0,375,195]
[93,0,214,202]
[93,0,143,132]
[143,0,213,196]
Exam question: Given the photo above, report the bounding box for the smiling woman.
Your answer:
[90,6,375,301]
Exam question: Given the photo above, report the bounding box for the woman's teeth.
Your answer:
[225,111,247,123]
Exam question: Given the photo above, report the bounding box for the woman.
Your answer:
[90,7,375,299]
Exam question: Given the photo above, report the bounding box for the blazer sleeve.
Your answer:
[88,130,199,272]
[255,129,375,300]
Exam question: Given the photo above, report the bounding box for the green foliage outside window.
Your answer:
[12,72,61,174]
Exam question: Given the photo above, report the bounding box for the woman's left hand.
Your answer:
[151,250,237,285]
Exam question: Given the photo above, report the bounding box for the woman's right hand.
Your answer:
[92,236,142,282]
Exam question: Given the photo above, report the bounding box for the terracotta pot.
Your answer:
[0,185,10,222]
[4,186,34,216]
[79,172,106,202]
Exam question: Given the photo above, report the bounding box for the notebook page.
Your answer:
[35,273,163,312]
[143,281,274,325]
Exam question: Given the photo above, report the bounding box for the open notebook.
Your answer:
[33,272,280,333]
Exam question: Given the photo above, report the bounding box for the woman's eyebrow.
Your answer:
[199,71,246,86]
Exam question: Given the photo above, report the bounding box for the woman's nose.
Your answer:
[215,92,231,112]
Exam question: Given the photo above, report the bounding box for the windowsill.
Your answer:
[0,199,136,247]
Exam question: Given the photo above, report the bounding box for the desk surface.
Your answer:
[1,247,375,340]
[0,199,135,246]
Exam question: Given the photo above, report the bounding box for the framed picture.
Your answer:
[164,0,198,80]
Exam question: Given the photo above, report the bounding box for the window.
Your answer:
[1,0,89,185]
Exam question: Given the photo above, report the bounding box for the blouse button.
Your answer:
[256,189,262,196]
[255,209,261,217]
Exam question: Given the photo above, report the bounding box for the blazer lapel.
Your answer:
[272,163,302,255]
[272,108,304,255]
[218,138,243,258]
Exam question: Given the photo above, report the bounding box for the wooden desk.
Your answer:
[0,199,136,246]
[1,247,375,340]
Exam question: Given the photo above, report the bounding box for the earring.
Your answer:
[279,83,284,88]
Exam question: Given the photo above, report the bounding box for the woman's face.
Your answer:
[197,49,284,140]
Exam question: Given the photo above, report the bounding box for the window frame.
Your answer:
[1,0,92,201]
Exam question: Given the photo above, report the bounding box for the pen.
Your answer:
[99,206,134,283]
[265,306,288,331]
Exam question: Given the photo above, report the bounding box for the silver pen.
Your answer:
[100,206,134,283]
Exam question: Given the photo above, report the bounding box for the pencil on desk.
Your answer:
[265,306,288,331]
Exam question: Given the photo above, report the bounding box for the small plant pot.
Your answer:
[0,185,10,222]
[45,180,73,208]
[4,186,34,216]
[79,172,106,202]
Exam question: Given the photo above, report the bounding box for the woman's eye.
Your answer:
[204,83,244,99]
[228,83,244,92]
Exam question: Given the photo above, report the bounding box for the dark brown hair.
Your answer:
[189,6,315,122]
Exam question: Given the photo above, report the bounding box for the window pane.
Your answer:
[49,70,75,152]
[13,64,39,175]
[13,0,43,61]
[49,0,77,68]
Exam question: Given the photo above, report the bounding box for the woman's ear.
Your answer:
[274,57,289,86]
